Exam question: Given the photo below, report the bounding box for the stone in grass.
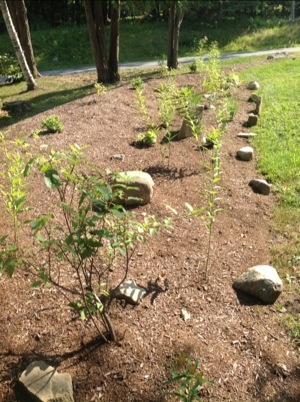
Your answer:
[236,146,254,161]
[249,179,271,195]
[247,113,259,127]
[19,361,74,402]
[113,171,154,207]
[248,93,260,103]
[112,279,147,305]
[236,132,257,139]
[233,265,283,304]
[247,81,260,90]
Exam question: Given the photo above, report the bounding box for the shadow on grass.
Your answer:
[0,83,95,130]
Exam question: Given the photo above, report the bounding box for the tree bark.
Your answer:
[290,0,296,22]
[84,0,120,84]
[84,0,110,83]
[0,0,36,90]
[108,0,120,83]
[167,2,184,70]
[7,0,39,78]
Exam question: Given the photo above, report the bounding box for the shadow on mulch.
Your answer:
[144,165,200,180]
[233,288,267,306]
[1,335,107,402]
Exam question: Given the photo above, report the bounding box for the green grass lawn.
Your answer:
[240,58,300,347]
[1,16,300,71]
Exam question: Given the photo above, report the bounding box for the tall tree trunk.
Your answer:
[84,0,110,83]
[167,2,184,70]
[7,0,39,78]
[0,0,36,90]
[108,0,120,83]
[290,0,296,22]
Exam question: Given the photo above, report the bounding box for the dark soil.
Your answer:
[0,61,299,402]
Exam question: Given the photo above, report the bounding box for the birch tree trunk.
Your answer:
[0,0,36,90]
[7,0,39,78]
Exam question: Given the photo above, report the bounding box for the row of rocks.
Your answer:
[231,81,282,303]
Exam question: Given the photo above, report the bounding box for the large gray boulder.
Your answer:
[233,265,283,304]
[113,171,154,207]
[19,361,74,402]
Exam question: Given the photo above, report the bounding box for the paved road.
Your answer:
[41,46,300,77]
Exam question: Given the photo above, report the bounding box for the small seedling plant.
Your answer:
[186,128,223,281]
[41,115,64,133]
[137,128,157,147]
[132,77,155,129]
[166,357,212,402]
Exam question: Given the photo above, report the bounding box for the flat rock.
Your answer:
[112,279,147,305]
[236,146,253,161]
[236,132,257,139]
[247,113,259,127]
[233,265,283,304]
[113,171,154,206]
[249,179,271,195]
[19,361,74,402]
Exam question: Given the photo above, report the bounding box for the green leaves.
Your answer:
[166,358,212,402]
[44,168,61,188]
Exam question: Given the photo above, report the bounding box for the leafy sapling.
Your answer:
[132,77,155,128]
[186,128,223,281]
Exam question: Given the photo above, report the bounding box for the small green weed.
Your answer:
[166,357,212,402]
[41,115,64,133]
[94,82,107,96]
[137,129,157,147]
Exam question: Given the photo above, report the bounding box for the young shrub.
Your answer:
[27,144,171,341]
[132,77,155,128]
[41,115,64,133]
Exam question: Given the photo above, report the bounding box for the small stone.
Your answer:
[233,265,283,304]
[236,146,253,161]
[111,154,125,161]
[236,132,257,139]
[249,179,271,195]
[181,309,191,322]
[247,81,260,90]
[247,113,259,127]
[112,279,147,305]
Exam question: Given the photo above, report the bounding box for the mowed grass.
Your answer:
[240,57,300,347]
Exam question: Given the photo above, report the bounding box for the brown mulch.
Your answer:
[0,60,299,402]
